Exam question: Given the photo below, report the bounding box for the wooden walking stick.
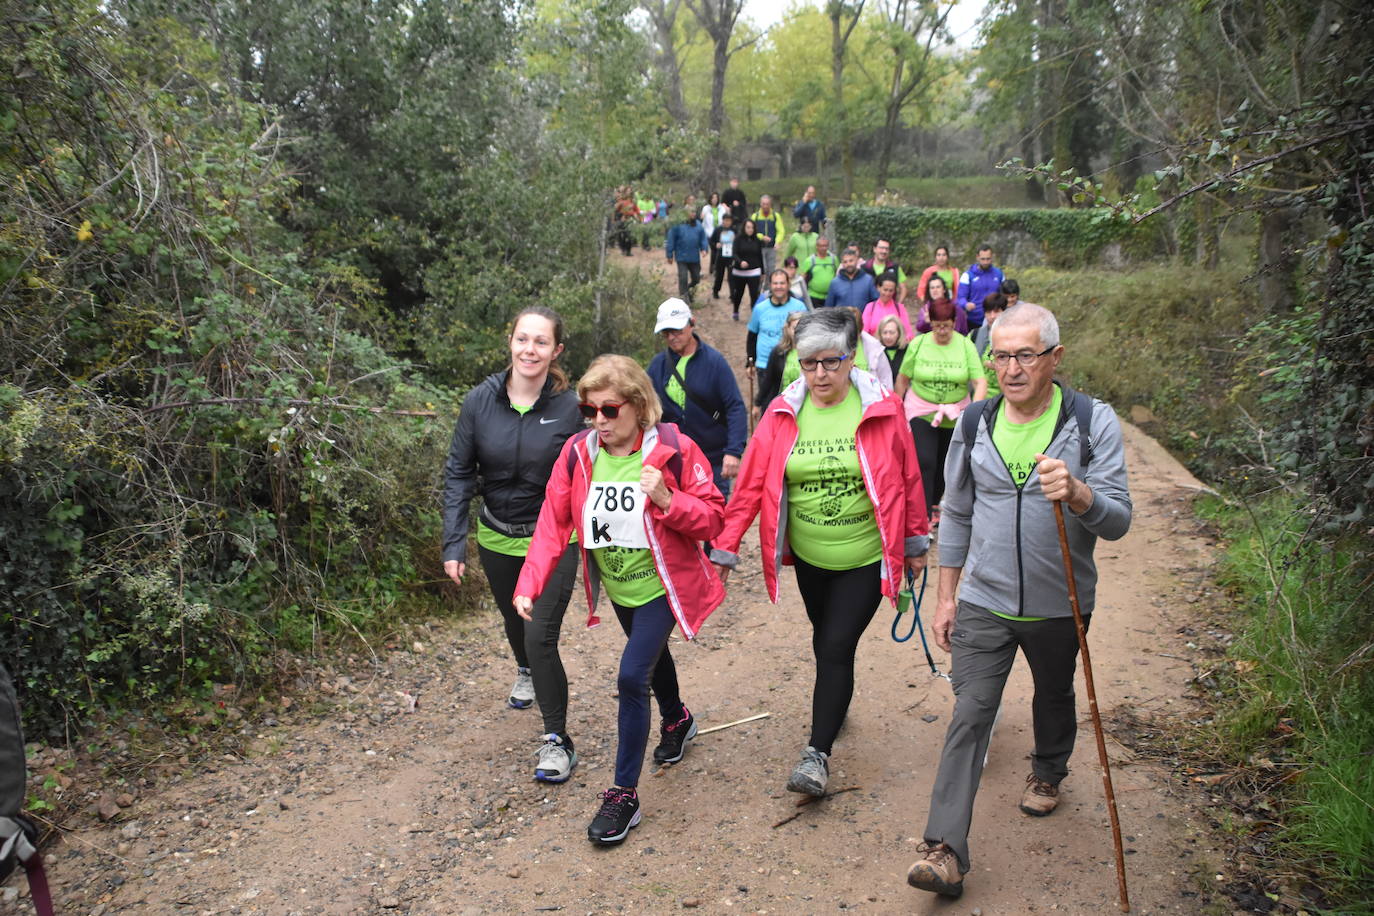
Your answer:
[1053,500,1130,912]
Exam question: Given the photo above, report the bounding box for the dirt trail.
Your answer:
[6,251,1227,915]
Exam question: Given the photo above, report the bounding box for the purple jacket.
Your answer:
[956,263,1005,327]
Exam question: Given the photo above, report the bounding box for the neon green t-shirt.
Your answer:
[664,352,692,409]
[785,388,882,570]
[986,386,1062,622]
[589,450,665,607]
[899,334,983,428]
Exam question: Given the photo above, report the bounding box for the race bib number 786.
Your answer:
[583,481,650,549]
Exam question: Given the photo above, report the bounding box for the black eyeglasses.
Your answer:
[990,346,1056,368]
[798,354,850,373]
[579,402,626,419]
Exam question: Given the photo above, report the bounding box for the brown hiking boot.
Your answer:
[1019,773,1060,816]
[906,841,964,898]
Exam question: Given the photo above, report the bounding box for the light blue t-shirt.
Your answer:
[748,296,808,370]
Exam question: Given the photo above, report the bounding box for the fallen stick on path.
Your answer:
[771,786,862,828]
[696,712,770,736]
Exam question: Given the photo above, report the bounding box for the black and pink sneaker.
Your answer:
[586,788,641,845]
[652,706,698,765]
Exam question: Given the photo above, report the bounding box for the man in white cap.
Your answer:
[646,299,748,498]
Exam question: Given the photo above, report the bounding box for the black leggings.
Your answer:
[711,257,731,297]
[911,420,955,514]
[792,558,885,754]
[729,274,761,313]
[478,544,579,735]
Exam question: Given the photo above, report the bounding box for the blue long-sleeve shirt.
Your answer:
[824,269,879,311]
[666,222,709,263]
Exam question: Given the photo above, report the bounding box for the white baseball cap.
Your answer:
[654,298,693,333]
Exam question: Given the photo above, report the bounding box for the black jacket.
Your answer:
[441,371,583,564]
[731,233,764,273]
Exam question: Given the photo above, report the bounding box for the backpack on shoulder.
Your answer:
[0,665,53,916]
[960,384,1094,481]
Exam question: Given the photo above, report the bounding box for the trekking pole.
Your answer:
[1053,501,1130,912]
[747,369,756,435]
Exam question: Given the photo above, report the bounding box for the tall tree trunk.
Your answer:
[646,0,690,123]
[875,55,904,191]
[1258,205,1298,312]
[828,3,861,201]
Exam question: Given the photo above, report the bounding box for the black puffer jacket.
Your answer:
[441,371,583,564]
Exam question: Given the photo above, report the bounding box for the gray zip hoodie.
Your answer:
[939,384,1132,618]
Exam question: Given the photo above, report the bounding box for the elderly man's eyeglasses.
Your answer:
[798,354,850,373]
[991,346,1056,368]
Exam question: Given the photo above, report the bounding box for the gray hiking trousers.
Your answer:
[923,601,1089,873]
[0,664,25,818]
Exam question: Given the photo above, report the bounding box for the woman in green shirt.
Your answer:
[782,215,819,265]
[895,298,988,523]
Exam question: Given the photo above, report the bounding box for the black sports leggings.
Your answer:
[911,419,955,514]
[478,544,579,735]
[729,274,761,313]
[792,557,885,754]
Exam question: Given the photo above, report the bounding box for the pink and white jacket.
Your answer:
[515,423,726,639]
[710,370,930,603]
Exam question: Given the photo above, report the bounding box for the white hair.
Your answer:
[996,303,1059,349]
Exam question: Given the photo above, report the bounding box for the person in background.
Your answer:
[906,303,1132,900]
[863,239,909,304]
[613,187,640,256]
[712,308,929,798]
[916,245,956,302]
[803,237,840,310]
[701,192,727,278]
[956,245,1005,335]
[722,176,748,225]
[753,310,803,422]
[862,276,915,341]
[708,211,736,301]
[1000,278,1035,309]
[973,293,1008,399]
[783,216,819,265]
[665,207,710,302]
[876,314,909,386]
[783,255,809,304]
[747,269,809,385]
[824,247,880,311]
[793,184,827,230]
[647,299,748,499]
[751,195,786,276]
[915,274,969,335]
[895,298,987,525]
[728,218,764,321]
[442,307,584,781]
[514,356,726,847]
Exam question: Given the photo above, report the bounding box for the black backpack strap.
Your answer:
[669,357,725,426]
[1057,383,1094,468]
[562,428,593,479]
[655,423,686,483]
[960,395,1001,495]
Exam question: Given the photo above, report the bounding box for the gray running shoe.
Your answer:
[508,667,535,709]
[785,745,829,796]
[534,734,576,783]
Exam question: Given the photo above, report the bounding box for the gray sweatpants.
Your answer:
[923,601,1089,873]
[0,664,26,818]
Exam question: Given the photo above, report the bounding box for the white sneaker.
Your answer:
[508,668,535,709]
[534,734,577,783]
[786,745,829,796]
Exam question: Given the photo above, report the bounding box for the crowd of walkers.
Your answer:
[441,180,1132,902]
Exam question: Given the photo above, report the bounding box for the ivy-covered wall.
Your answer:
[833,206,1148,268]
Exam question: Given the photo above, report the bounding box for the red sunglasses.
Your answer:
[579,402,626,420]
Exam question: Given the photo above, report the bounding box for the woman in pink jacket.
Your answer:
[861,276,915,341]
[710,309,930,798]
[514,355,725,847]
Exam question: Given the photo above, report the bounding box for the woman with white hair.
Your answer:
[711,309,930,797]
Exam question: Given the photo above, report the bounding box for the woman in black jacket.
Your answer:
[729,219,764,321]
[442,306,584,783]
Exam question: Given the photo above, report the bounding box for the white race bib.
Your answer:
[583,480,649,550]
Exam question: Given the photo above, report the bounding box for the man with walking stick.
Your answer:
[906,303,1133,903]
